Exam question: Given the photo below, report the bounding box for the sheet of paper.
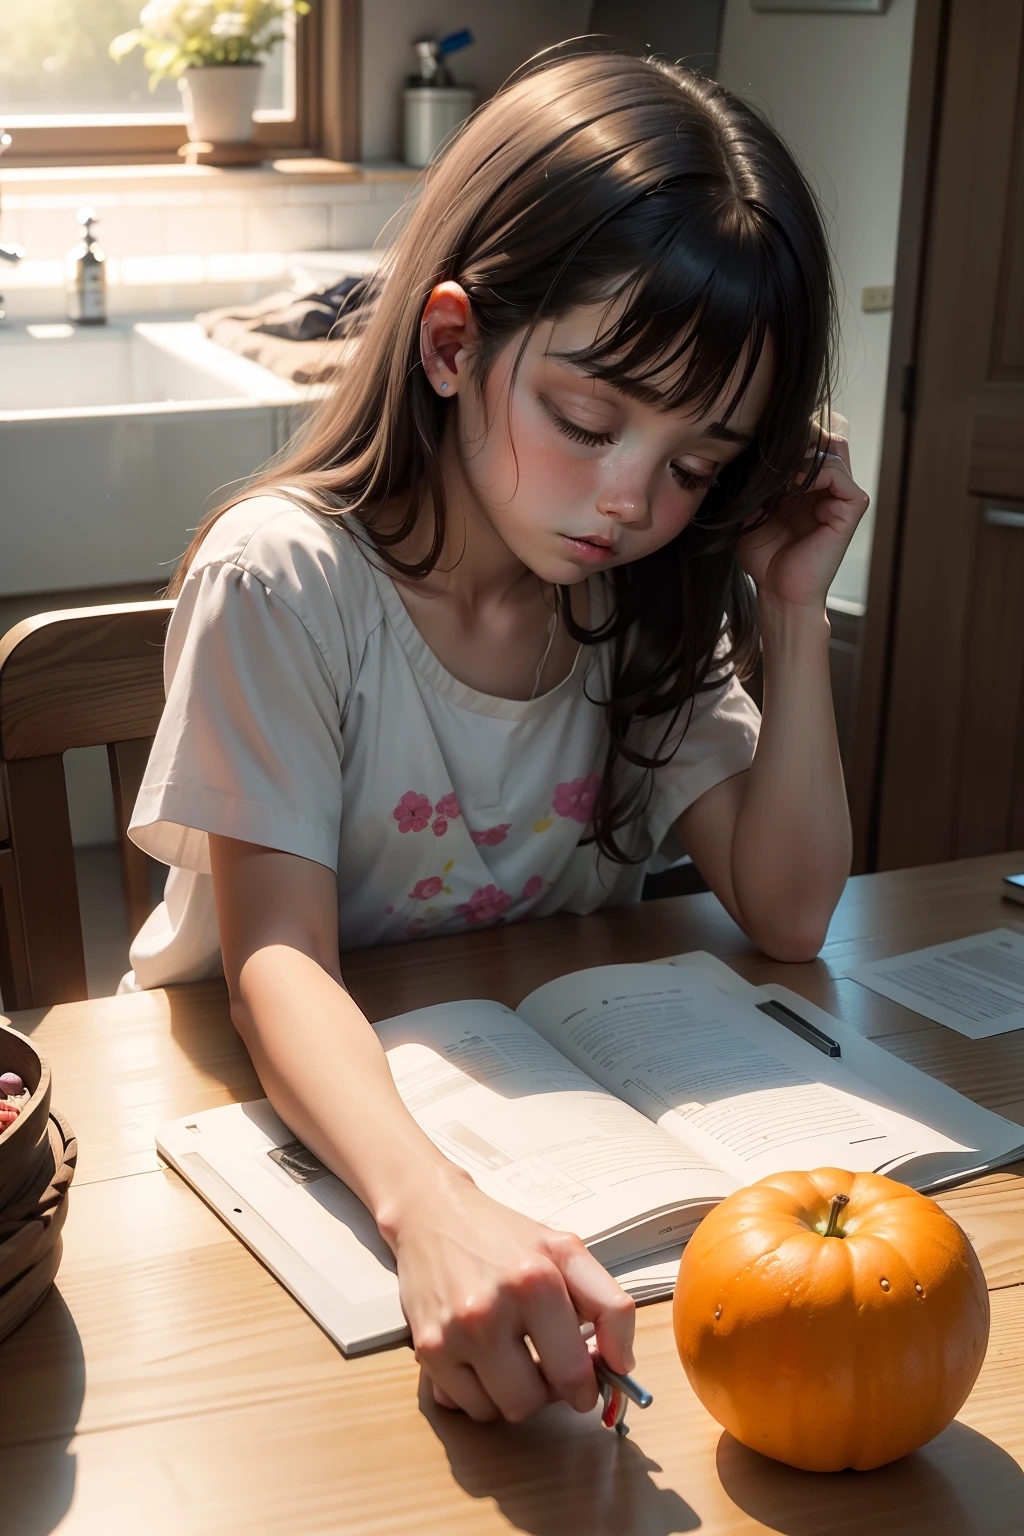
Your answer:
[848,928,1024,1038]
[518,965,971,1185]
[157,1100,409,1354]
[373,1000,733,1260]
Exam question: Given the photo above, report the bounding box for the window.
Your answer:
[0,0,355,164]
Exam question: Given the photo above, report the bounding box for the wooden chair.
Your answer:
[0,602,174,1010]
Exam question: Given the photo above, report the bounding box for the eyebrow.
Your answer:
[550,358,755,446]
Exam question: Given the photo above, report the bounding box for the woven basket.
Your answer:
[0,1023,77,1343]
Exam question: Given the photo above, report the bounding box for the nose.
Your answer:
[596,481,649,526]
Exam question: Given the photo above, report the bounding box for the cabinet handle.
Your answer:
[984,507,1024,530]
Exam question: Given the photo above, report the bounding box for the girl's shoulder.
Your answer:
[186,491,385,653]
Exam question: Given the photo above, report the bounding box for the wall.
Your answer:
[0,165,412,323]
[361,0,594,161]
[717,0,917,607]
[588,0,722,72]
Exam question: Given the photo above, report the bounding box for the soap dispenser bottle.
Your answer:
[66,207,106,325]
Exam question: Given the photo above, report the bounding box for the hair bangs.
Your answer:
[551,204,776,427]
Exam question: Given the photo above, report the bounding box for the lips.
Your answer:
[562,533,616,554]
[560,534,618,565]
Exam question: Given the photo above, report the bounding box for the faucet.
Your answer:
[0,131,25,320]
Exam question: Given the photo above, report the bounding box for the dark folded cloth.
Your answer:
[196,275,373,383]
[252,276,371,341]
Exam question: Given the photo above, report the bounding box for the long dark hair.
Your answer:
[172,50,837,863]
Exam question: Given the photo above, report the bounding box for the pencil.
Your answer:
[592,1356,653,1410]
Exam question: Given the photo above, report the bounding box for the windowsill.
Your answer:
[0,157,419,193]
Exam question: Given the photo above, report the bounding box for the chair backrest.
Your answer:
[0,601,173,1009]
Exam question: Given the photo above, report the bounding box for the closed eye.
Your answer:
[541,396,615,447]
[542,395,720,490]
[672,464,719,493]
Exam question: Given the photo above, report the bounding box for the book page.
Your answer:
[849,929,1024,1039]
[517,966,972,1186]
[373,1000,735,1263]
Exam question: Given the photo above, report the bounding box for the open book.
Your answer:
[157,953,1024,1354]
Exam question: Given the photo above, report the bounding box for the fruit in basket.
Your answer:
[672,1167,990,1472]
[0,1070,28,1130]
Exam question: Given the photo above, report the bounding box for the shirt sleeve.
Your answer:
[129,559,347,875]
[642,670,761,857]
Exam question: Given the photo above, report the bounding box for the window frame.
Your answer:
[0,0,358,167]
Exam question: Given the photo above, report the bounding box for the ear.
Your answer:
[420,281,477,398]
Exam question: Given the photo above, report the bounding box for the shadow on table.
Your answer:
[716,1420,1024,1535]
[419,1373,700,1536]
[163,979,262,1102]
[0,1288,84,1535]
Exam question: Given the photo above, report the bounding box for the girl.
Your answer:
[125,52,867,1424]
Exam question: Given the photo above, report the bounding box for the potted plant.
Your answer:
[111,1,310,146]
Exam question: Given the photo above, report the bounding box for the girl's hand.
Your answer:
[738,432,870,611]
[388,1166,635,1422]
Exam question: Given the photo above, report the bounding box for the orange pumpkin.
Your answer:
[673,1167,990,1472]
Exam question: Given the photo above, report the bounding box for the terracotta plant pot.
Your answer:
[180,64,263,145]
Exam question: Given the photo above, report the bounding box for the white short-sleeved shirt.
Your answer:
[122,496,760,989]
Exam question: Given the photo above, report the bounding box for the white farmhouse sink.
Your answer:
[0,320,314,595]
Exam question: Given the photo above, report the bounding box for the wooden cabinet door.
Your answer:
[877,0,1024,867]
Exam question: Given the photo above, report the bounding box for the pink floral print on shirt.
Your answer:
[393,791,433,833]
[393,790,461,837]
[470,824,511,847]
[432,793,461,837]
[552,772,601,824]
[408,860,454,902]
[456,884,511,925]
[521,875,545,900]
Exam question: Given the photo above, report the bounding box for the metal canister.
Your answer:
[403,85,475,169]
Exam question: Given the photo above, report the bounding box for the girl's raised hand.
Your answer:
[737,432,870,611]
[389,1167,635,1422]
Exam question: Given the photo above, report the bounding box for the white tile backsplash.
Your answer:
[6,207,84,260]
[283,180,374,205]
[1,172,410,281]
[246,201,329,253]
[96,206,165,261]
[118,188,205,209]
[162,205,245,255]
[329,200,399,250]
[119,254,207,286]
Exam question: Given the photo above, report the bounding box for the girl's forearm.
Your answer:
[731,598,851,960]
[230,945,467,1242]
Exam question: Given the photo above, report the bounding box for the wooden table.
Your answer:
[4,851,1024,1535]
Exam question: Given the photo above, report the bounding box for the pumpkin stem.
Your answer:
[823,1192,850,1238]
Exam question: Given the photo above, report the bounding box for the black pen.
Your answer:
[757,998,841,1057]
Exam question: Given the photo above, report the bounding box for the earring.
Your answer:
[440,381,449,392]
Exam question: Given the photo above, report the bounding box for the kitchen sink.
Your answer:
[0,319,315,595]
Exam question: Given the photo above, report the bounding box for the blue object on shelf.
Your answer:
[439,30,473,56]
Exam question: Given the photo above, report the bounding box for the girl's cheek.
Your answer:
[656,494,698,539]
[522,433,595,495]
[494,403,597,510]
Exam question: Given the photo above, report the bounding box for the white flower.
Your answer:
[117,0,303,79]
[211,10,248,37]
[138,0,177,30]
